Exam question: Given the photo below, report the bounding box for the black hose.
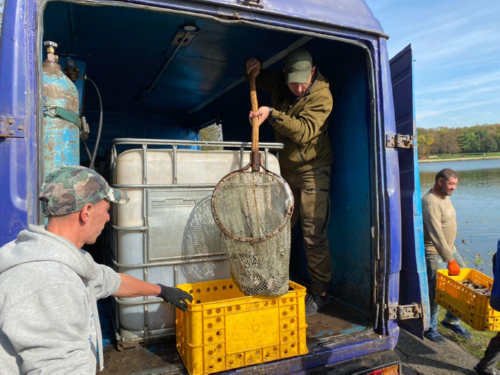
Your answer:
[85,75,103,170]
[83,140,92,161]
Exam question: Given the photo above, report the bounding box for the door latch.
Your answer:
[385,134,414,149]
[387,303,422,320]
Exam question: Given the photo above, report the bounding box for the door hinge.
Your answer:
[387,303,422,320]
[385,133,414,149]
[0,115,24,138]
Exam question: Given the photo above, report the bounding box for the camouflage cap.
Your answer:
[40,166,128,216]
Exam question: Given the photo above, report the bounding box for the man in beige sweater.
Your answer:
[422,168,471,343]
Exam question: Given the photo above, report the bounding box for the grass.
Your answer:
[437,309,499,367]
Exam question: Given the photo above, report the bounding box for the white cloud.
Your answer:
[417,70,500,96]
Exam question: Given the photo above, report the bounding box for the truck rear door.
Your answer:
[0,0,36,245]
[390,44,430,337]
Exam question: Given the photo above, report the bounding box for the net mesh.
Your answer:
[212,169,294,296]
[222,222,291,296]
[181,195,227,282]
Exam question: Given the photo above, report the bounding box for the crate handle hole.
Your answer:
[208,323,213,329]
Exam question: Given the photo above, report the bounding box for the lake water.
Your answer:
[419,159,500,276]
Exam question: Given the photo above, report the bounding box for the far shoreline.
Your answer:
[419,155,500,163]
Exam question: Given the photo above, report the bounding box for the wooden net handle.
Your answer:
[249,72,259,154]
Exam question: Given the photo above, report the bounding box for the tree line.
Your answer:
[417,124,500,158]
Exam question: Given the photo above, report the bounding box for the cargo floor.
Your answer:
[101,301,372,374]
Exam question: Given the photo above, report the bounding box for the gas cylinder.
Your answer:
[42,41,80,180]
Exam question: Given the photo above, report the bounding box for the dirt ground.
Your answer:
[101,330,479,374]
[396,330,478,375]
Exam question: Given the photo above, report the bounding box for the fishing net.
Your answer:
[212,166,294,296]
[211,70,294,296]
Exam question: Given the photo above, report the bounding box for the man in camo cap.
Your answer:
[0,166,192,374]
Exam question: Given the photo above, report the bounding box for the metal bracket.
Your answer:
[43,106,81,129]
[385,133,414,149]
[387,303,422,320]
[238,0,263,8]
[0,115,25,138]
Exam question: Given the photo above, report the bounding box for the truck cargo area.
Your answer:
[40,0,381,370]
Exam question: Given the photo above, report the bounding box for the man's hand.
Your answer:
[246,58,261,77]
[448,260,460,276]
[158,284,193,311]
[249,106,271,128]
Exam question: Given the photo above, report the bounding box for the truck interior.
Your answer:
[41,0,380,358]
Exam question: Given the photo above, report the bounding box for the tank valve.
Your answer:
[44,41,59,63]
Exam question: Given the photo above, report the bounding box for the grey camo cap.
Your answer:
[40,166,128,216]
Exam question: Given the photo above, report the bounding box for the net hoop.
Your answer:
[211,165,294,243]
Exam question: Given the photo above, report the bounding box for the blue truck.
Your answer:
[0,0,431,373]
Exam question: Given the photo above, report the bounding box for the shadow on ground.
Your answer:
[396,330,477,374]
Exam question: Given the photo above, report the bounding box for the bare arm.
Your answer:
[114,273,193,310]
[114,273,160,297]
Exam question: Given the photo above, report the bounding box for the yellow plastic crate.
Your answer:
[436,268,500,331]
[175,278,308,375]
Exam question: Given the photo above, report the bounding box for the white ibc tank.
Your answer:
[113,148,281,343]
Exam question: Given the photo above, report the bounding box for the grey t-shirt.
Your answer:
[422,190,457,262]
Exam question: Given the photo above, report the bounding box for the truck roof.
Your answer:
[206,0,385,37]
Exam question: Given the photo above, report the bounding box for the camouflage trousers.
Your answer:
[283,166,332,296]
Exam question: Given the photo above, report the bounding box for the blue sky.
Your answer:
[365,0,500,129]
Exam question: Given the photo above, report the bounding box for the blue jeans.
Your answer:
[426,252,466,330]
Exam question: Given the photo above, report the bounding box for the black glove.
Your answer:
[157,284,193,311]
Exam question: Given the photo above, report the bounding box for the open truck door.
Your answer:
[390,44,430,338]
[0,0,35,245]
